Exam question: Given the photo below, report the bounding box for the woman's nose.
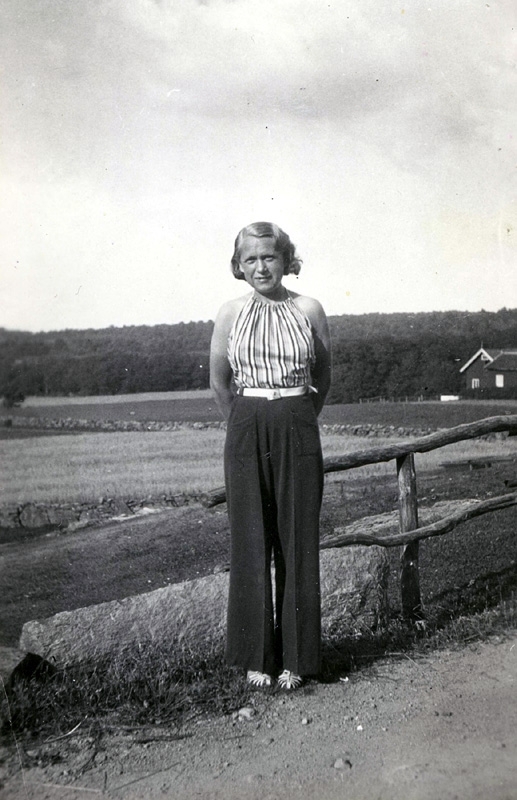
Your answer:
[256,258,269,272]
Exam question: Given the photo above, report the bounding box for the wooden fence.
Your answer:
[202,414,517,622]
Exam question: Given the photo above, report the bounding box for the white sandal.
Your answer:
[277,669,303,690]
[247,670,273,688]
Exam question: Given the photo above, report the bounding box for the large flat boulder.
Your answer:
[19,546,389,668]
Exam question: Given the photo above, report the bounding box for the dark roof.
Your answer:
[459,346,496,373]
[485,351,517,372]
[460,346,517,373]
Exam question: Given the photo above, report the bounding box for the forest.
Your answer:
[1,308,517,404]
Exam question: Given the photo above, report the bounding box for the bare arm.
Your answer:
[295,295,332,416]
[209,300,238,421]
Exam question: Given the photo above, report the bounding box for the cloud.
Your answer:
[1,0,515,331]
[103,0,517,193]
[4,0,515,180]
[115,0,515,122]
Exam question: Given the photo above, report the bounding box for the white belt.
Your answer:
[238,385,315,401]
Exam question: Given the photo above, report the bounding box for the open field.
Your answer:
[1,426,516,506]
[2,394,517,427]
[19,390,214,405]
[2,392,221,425]
[1,395,516,505]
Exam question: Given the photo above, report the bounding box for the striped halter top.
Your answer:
[227,292,315,389]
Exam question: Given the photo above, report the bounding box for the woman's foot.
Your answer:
[247,670,273,688]
[277,669,303,690]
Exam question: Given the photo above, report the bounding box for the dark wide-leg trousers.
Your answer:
[224,394,324,676]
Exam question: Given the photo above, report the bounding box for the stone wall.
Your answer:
[3,414,438,438]
[0,494,198,531]
[3,415,225,433]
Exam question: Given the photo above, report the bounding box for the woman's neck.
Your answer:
[252,286,289,305]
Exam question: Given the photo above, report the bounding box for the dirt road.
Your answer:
[2,632,516,800]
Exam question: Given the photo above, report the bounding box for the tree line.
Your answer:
[1,308,516,404]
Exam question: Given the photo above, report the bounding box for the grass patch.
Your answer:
[321,592,517,680]
[322,399,517,429]
[0,430,227,504]
[323,433,516,487]
[1,427,515,506]
[1,642,250,742]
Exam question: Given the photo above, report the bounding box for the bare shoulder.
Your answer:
[211,294,249,350]
[214,294,248,326]
[290,292,327,322]
[290,292,330,350]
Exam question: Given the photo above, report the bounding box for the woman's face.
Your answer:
[238,236,285,299]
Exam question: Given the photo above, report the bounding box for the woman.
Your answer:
[210,222,331,690]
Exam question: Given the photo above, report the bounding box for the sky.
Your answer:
[1,0,516,333]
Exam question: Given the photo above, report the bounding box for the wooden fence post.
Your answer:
[397,453,423,622]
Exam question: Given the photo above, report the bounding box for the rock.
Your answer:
[3,652,56,697]
[79,507,102,524]
[18,504,49,529]
[46,507,81,526]
[0,508,18,527]
[236,707,255,721]
[20,571,229,666]
[320,545,389,635]
[0,646,27,685]
[19,545,389,668]
[66,519,90,532]
[334,757,352,769]
[106,499,133,517]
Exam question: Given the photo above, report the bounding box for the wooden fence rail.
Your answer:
[201,414,517,622]
[320,492,517,550]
